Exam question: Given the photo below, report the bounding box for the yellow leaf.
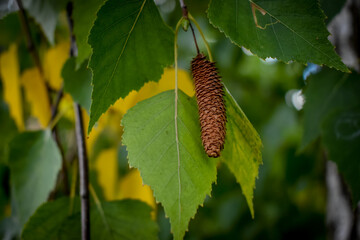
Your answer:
[116,68,194,115]
[0,44,24,130]
[44,42,70,90]
[21,68,51,127]
[94,148,118,200]
[117,169,156,211]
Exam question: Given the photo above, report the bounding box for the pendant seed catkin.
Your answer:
[191,53,226,158]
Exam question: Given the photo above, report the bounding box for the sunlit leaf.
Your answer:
[207,0,348,72]
[8,130,62,227]
[122,83,262,238]
[221,88,262,217]
[44,41,70,90]
[88,0,174,132]
[0,44,24,130]
[116,68,194,115]
[122,90,218,240]
[21,68,51,127]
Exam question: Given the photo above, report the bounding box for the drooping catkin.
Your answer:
[191,53,226,158]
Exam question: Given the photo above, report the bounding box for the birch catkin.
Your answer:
[191,53,226,158]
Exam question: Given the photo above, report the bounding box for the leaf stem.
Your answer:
[89,184,112,236]
[174,17,183,223]
[188,13,213,61]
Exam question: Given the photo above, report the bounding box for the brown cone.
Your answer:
[191,53,226,158]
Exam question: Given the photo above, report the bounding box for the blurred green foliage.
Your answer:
[0,0,356,239]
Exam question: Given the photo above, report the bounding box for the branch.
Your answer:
[178,0,199,54]
[16,0,69,195]
[67,2,90,240]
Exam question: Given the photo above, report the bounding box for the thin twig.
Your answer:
[189,23,200,54]
[67,2,90,240]
[16,0,69,196]
[16,0,53,97]
[74,103,90,240]
[178,0,200,54]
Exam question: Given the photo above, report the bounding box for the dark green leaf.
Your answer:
[301,69,360,149]
[0,101,18,164]
[22,197,80,240]
[62,57,92,113]
[88,0,174,132]
[322,107,360,203]
[0,13,22,47]
[72,0,105,67]
[23,0,66,44]
[8,130,62,227]
[59,200,158,240]
[207,0,348,72]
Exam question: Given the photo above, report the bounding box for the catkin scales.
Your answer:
[191,54,226,158]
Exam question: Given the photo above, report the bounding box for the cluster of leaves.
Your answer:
[0,0,358,239]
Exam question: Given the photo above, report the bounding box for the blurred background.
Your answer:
[0,0,359,239]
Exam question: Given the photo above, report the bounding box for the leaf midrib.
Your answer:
[100,0,147,101]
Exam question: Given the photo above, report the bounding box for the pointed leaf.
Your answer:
[59,200,158,240]
[207,0,348,72]
[88,0,174,132]
[221,88,262,217]
[72,0,105,67]
[122,90,218,240]
[8,130,62,227]
[62,58,92,113]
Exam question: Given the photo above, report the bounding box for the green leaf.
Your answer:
[322,107,360,204]
[88,0,174,132]
[22,197,80,240]
[0,101,18,164]
[8,130,62,227]
[122,90,218,240]
[59,200,158,240]
[72,0,104,67]
[122,88,262,238]
[62,57,92,113]
[221,88,262,217]
[23,0,66,45]
[301,69,360,149]
[207,0,348,72]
